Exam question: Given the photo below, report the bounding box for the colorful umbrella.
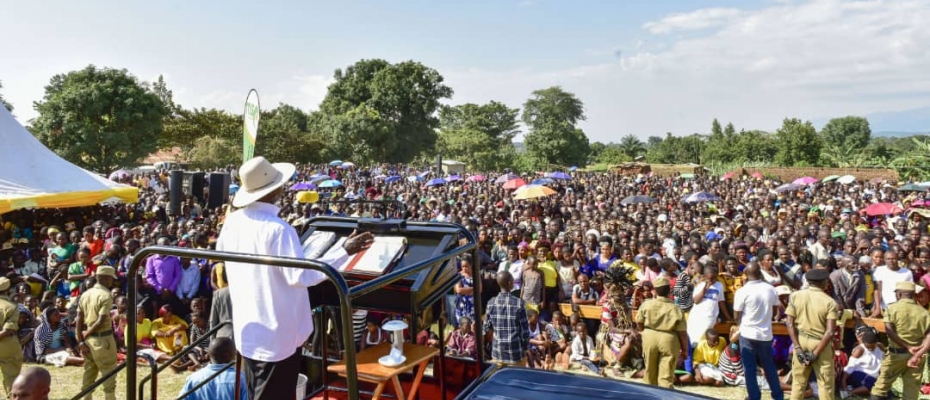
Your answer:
[289,182,316,191]
[407,176,421,182]
[310,175,331,184]
[774,183,804,193]
[341,162,355,168]
[513,185,556,200]
[750,172,764,179]
[447,175,461,182]
[108,169,130,180]
[502,178,527,190]
[532,178,555,185]
[329,160,343,166]
[228,184,239,194]
[385,176,402,183]
[465,174,485,182]
[620,195,656,205]
[495,173,519,184]
[319,180,343,188]
[793,177,818,185]
[837,175,856,184]
[898,183,930,192]
[721,171,736,180]
[683,191,721,203]
[568,166,578,171]
[863,202,903,216]
[821,175,841,182]
[426,178,446,187]
[548,172,572,180]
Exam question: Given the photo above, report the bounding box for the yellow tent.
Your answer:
[0,106,138,214]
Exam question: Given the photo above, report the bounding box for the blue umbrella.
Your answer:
[683,191,721,203]
[319,180,343,188]
[329,160,343,166]
[568,166,578,171]
[447,175,461,182]
[289,182,316,191]
[426,178,446,187]
[407,175,421,182]
[495,173,519,184]
[310,175,331,184]
[548,172,572,180]
[309,173,328,180]
[532,178,555,185]
[385,176,402,183]
[228,184,239,194]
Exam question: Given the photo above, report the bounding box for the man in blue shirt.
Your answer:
[179,337,248,400]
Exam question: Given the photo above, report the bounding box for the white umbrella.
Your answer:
[837,175,856,185]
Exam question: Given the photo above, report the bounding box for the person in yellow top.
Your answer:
[77,266,118,400]
[785,268,837,400]
[871,281,930,400]
[152,305,190,355]
[718,256,744,311]
[635,277,688,388]
[692,328,727,386]
[535,243,560,305]
[0,277,22,397]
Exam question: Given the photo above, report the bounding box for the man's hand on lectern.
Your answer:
[344,230,375,255]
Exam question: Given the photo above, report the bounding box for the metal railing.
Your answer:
[125,246,357,400]
[70,351,159,400]
[137,320,232,398]
[174,361,235,399]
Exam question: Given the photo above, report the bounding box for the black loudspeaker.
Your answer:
[169,170,183,216]
[190,172,205,205]
[208,173,230,209]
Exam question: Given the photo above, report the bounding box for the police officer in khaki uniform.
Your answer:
[0,277,22,397]
[635,277,688,388]
[870,281,930,400]
[77,266,118,400]
[785,268,837,400]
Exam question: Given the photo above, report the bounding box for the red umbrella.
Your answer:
[502,178,527,190]
[721,171,736,180]
[862,202,903,216]
[751,172,764,179]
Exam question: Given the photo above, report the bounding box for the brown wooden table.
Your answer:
[328,343,439,400]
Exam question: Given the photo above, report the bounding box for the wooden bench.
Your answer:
[559,303,885,335]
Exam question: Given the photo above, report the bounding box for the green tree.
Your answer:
[589,142,607,160]
[645,133,705,164]
[522,86,590,167]
[187,136,240,169]
[317,59,453,163]
[0,80,12,112]
[437,101,520,171]
[724,122,736,139]
[732,130,778,163]
[152,75,177,115]
[32,65,166,174]
[703,119,733,164]
[820,116,871,151]
[257,104,327,164]
[774,118,821,166]
[711,119,722,137]
[595,145,631,165]
[646,136,663,149]
[160,108,240,151]
[618,134,646,158]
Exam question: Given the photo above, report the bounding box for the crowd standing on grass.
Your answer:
[2,160,930,399]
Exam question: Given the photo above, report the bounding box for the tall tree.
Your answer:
[774,118,821,166]
[618,134,646,158]
[32,65,166,174]
[646,136,664,148]
[820,116,871,153]
[522,86,590,168]
[160,108,240,151]
[257,104,326,164]
[724,122,736,139]
[0,80,11,112]
[316,59,453,164]
[645,133,705,164]
[711,119,723,137]
[437,101,520,171]
[152,75,177,115]
[703,119,733,165]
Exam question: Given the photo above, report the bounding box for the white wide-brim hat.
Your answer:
[232,156,296,208]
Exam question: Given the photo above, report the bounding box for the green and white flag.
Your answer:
[242,89,261,162]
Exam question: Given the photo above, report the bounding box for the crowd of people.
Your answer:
[0,158,929,399]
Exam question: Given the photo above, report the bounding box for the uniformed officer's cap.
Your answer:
[895,281,916,292]
[0,278,10,292]
[96,266,117,279]
[653,277,670,288]
[805,268,829,283]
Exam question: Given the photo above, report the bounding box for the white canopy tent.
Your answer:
[0,105,138,214]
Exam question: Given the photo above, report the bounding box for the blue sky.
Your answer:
[2,0,929,142]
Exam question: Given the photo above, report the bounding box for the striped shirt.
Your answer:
[673,273,694,311]
[483,293,530,363]
[717,346,743,385]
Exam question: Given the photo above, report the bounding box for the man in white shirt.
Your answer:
[733,262,784,400]
[217,157,373,400]
[871,250,912,317]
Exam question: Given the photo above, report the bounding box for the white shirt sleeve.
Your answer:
[570,336,585,361]
[279,225,330,287]
[733,287,744,313]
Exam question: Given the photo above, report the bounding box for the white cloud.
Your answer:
[642,8,743,34]
[446,0,930,141]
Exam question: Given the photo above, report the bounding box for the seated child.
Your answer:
[174,311,210,372]
[569,322,603,376]
[693,328,726,386]
[446,316,477,359]
[841,328,883,398]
